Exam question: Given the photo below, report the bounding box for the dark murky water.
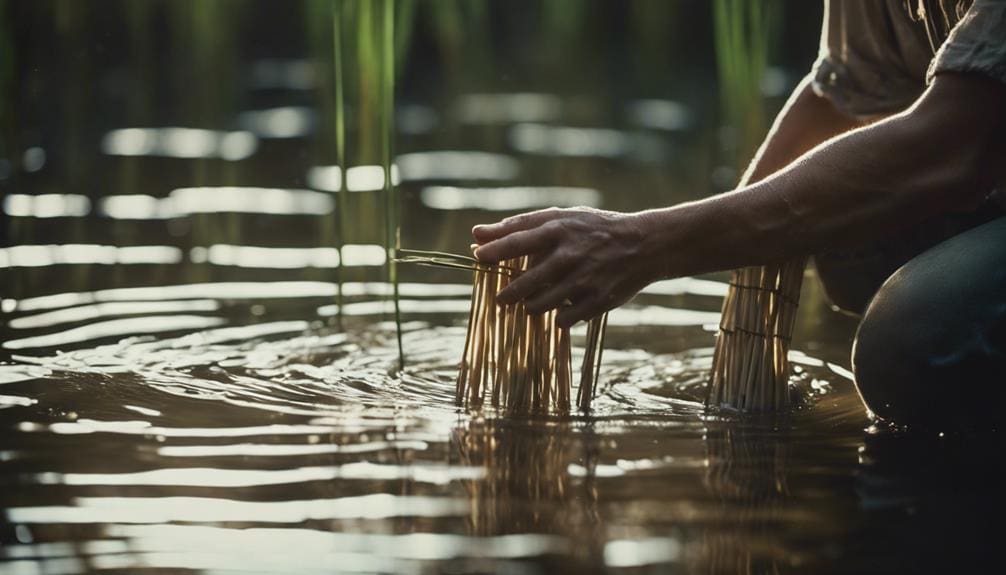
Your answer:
[3,2,1002,573]
[0,269,871,574]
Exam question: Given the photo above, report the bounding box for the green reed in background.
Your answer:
[381,0,404,371]
[629,0,679,95]
[168,0,245,264]
[713,0,780,166]
[306,0,409,367]
[0,0,12,167]
[0,0,14,301]
[395,0,417,74]
[333,0,348,317]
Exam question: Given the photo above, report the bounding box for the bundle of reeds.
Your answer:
[707,260,804,412]
[397,249,608,413]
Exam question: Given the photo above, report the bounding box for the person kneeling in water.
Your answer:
[472,0,1006,428]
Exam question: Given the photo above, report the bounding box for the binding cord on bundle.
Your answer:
[396,249,607,414]
[708,0,804,413]
[707,259,804,412]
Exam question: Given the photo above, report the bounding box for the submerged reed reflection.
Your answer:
[452,417,602,565]
[697,417,792,574]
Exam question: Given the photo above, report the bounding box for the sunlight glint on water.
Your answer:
[0,3,891,571]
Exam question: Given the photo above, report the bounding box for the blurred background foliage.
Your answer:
[2,0,823,293]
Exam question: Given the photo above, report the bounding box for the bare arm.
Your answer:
[741,75,870,186]
[644,73,1005,273]
[474,72,1006,327]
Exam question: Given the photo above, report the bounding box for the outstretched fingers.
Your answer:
[471,208,564,245]
[474,224,557,264]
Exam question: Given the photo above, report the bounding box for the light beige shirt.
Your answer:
[813,0,1006,118]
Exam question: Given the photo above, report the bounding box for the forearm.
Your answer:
[470,74,1005,327]
[642,73,1006,279]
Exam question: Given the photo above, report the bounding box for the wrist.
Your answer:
[629,207,689,281]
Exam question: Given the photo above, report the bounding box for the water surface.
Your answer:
[4,2,999,573]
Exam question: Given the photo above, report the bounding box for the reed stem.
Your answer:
[332,0,347,319]
[380,0,404,371]
[450,256,608,415]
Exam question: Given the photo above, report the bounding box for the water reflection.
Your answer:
[238,106,317,139]
[157,439,429,458]
[9,300,220,330]
[697,418,792,574]
[100,187,336,218]
[0,525,572,573]
[101,127,258,160]
[3,315,225,350]
[0,245,182,268]
[849,431,1005,573]
[454,93,562,125]
[395,151,520,182]
[0,312,870,573]
[3,194,91,218]
[306,165,401,192]
[509,123,670,162]
[35,462,482,488]
[625,99,693,132]
[1,2,886,573]
[642,277,730,297]
[170,186,333,215]
[6,281,471,313]
[189,244,386,268]
[307,152,520,192]
[98,194,174,219]
[420,185,602,211]
[318,299,471,317]
[604,538,683,568]
[7,493,468,524]
[453,417,603,567]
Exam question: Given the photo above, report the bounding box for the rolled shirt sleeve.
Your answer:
[928,0,1006,86]
[812,0,934,118]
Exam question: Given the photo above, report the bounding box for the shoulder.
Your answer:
[928,0,1006,87]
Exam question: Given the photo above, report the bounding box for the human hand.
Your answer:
[472,207,660,327]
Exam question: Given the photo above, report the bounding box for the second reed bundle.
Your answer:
[707,259,805,412]
[456,256,608,414]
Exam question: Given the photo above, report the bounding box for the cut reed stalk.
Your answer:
[708,258,805,412]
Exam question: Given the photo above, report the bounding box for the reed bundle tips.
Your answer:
[708,259,805,412]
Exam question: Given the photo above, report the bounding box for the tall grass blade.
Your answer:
[381,0,404,371]
[332,0,347,320]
